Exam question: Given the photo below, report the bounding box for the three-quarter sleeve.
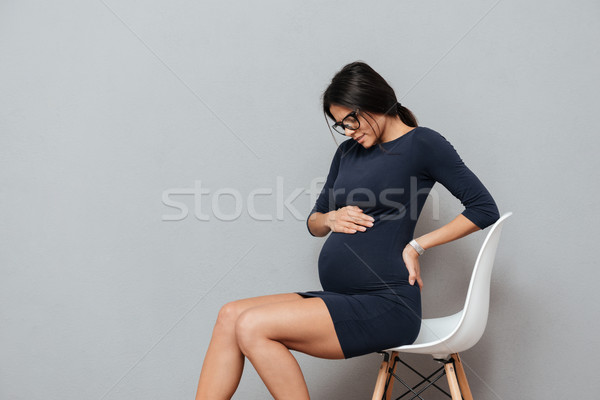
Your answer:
[306,143,344,236]
[418,129,500,230]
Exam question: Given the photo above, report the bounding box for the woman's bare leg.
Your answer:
[195,293,305,400]
[235,297,345,399]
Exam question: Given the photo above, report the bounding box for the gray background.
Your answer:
[1,0,599,399]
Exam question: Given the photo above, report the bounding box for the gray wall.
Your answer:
[1,0,598,399]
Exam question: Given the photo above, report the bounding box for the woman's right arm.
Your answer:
[306,143,374,237]
[306,144,343,237]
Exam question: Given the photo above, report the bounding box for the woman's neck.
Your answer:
[379,116,416,143]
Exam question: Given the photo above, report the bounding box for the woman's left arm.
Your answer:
[403,129,500,289]
[402,214,481,289]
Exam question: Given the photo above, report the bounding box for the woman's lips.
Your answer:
[356,133,365,143]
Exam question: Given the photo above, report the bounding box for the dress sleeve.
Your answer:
[306,143,344,236]
[419,129,500,230]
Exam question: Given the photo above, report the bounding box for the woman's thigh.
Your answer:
[216,293,304,329]
[235,297,345,360]
[221,292,303,318]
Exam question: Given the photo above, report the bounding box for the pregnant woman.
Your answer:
[195,61,500,399]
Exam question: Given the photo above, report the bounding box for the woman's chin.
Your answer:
[360,139,373,148]
[356,135,369,147]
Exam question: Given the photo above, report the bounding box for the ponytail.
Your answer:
[396,102,418,128]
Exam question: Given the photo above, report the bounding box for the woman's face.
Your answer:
[329,104,384,148]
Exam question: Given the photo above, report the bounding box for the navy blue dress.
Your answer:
[297,126,500,359]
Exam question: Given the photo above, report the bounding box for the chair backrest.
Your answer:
[445,212,512,352]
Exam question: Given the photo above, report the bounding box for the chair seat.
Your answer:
[383,310,463,358]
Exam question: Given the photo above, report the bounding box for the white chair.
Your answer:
[371,211,513,400]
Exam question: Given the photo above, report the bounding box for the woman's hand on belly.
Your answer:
[326,206,375,234]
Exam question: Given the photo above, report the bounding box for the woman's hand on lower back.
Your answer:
[326,206,374,234]
[402,245,424,290]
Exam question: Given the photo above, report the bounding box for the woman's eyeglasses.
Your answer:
[331,109,360,135]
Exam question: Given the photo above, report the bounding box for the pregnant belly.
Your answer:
[318,229,410,294]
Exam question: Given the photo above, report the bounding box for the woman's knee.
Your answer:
[215,301,243,333]
[234,309,263,355]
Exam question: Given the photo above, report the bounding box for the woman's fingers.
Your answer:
[351,209,375,225]
[345,207,374,230]
[402,247,423,290]
[329,206,374,234]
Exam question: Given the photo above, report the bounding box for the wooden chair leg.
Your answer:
[444,361,463,400]
[451,353,473,400]
[372,353,392,400]
[385,351,399,400]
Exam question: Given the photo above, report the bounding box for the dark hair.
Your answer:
[322,61,418,152]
